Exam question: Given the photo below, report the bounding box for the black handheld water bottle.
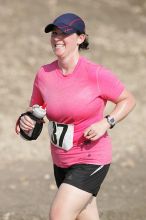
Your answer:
[20,103,47,141]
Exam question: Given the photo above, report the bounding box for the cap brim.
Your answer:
[44,24,56,33]
[44,23,76,35]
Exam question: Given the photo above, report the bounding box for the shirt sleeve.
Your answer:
[29,72,44,106]
[97,66,125,102]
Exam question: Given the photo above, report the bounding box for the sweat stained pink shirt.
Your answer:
[30,56,125,168]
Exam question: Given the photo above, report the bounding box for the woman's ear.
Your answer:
[77,34,86,45]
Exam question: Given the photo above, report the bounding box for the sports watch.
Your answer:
[105,115,116,129]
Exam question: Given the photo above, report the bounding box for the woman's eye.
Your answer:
[52,32,58,36]
[51,32,65,37]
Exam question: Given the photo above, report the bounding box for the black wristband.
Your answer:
[105,115,116,129]
[19,111,44,141]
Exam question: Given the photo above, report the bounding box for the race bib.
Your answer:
[48,121,74,151]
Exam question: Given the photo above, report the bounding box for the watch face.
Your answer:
[110,118,115,124]
[105,115,115,128]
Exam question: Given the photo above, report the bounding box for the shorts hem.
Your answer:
[63,180,98,197]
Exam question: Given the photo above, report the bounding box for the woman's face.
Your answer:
[50,28,85,59]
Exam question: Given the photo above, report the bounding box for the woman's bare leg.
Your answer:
[49,183,93,220]
[76,197,100,220]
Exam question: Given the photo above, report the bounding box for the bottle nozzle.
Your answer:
[41,103,47,109]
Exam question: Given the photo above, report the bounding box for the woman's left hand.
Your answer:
[83,118,110,141]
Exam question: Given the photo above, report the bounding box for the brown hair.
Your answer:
[76,31,89,50]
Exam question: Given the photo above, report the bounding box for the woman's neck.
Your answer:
[57,53,80,75]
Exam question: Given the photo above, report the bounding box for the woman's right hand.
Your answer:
[15,107,34,134]
[15,114,35,135]
[19,114,35,131]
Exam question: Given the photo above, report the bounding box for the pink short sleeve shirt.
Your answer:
[30,56,125,167]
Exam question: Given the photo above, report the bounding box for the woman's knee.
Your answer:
[49,202,76,220]
[49,204,63,220]
[49,205,57,220]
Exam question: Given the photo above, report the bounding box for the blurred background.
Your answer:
[0,0,146,219]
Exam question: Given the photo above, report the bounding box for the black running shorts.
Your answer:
[53,163,110,196]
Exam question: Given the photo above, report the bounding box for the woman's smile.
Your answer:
[55,43,65,48]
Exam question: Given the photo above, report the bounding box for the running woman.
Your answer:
[16,13,136,220]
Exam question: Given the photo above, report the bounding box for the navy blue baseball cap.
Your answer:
[44,13,86,35]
